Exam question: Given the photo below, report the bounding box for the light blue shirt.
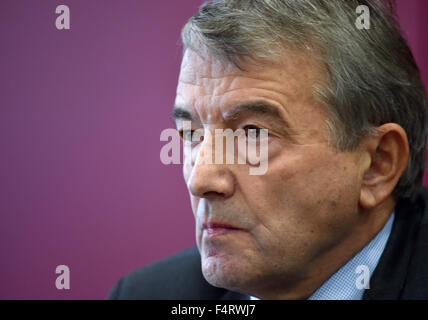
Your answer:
[250,212,395,300]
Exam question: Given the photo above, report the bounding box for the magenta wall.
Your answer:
[0,0,427,299]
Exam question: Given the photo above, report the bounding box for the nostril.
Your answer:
[203,191,225,198]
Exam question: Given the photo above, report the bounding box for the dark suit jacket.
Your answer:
[109,188,428,300]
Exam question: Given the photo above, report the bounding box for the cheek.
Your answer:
[271,147,359,199]
[245,149,361,241]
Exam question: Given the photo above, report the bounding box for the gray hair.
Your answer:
[181,0,428,200]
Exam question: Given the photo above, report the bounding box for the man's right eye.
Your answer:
[180,130,195,141]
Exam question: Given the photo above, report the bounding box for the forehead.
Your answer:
[178,47,323,83]
[175,48,327,127]
[178,49,293,89]
[178,49,239,83]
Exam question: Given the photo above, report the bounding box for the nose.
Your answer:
[187,139,235,199]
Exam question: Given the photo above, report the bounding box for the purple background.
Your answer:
[0,0,427,299]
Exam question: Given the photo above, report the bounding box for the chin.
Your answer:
[201,254,254,292]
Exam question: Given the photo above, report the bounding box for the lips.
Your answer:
[202,222,245,237]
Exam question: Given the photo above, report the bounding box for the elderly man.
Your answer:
[109,0,428,300]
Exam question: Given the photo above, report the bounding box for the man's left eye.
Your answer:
[244,125,263,139]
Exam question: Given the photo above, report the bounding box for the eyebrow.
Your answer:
[172,100,290,129]
[172,107,194,122]
[222,101,282,122]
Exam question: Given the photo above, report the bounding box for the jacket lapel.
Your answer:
[363,195,424,300]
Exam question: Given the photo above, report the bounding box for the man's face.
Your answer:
[174,49,366,297]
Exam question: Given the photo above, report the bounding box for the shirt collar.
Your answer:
[308,212,395,300]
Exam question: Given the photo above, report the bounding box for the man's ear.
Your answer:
[359,123,409,209]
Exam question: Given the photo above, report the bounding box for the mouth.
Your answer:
[202,222,246,238]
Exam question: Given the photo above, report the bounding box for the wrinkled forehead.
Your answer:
[178,47,325,87]
[174,47,330,133]
[176,50,285,122]
[178,49,243,83]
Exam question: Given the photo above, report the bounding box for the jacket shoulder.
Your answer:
[108,246,227,300]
